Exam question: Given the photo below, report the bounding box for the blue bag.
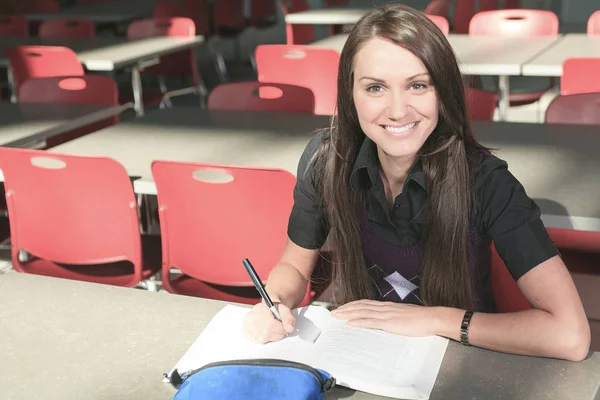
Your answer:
[169,359,335,400]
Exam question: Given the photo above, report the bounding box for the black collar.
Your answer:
[349,137,426,191]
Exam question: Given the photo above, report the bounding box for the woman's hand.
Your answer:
[331,299,439,337]
[243,302,296,344]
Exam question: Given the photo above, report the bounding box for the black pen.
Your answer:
[242,258,282,321]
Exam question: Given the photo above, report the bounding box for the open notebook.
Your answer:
[167,305,449,399]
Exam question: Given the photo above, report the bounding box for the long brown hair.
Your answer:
[316,4,489,309]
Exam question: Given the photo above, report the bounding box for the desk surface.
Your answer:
[285,8,371,25]
[50,108,600,231]
[0,272,599,400]
[24,0,158,23]
[0,103,127,148]
[522,34,600,77]
[310,34,563,76]
[0,36,204,71]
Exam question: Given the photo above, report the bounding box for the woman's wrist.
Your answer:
[431,306,467,342]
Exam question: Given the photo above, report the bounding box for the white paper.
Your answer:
[167,304,448,400]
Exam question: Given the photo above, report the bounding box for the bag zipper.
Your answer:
[168,358,335,392]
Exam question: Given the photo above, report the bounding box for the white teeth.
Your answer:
[384,122,416,133]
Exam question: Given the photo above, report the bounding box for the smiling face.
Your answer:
[352,37,439,163]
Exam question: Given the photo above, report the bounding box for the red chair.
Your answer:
[453,0,475,33]
[0,148,161,287]
[126,18,206,107]
[208,81,315,113]
[76,0,112,4]
[479,0,497,11]
[7,46,85,95]
[544,93,600,125]
[427,15,450,35]
[152,0,185,18]
[14,0,60,13]
[589,10,600,35]
[466,88,497,120]
[469,9,559,36]
[281,0,314,45]
[0,15,29,36]
[39,18,96,39]
[561,58,600,96]
[504,0,519,8]
[256,45,339,115]
[18,75,120,147]
[151,161,313,305]
[18,75,118,106]
[249,0,278,29]
[425,0,449,18]
[469,9,559,107]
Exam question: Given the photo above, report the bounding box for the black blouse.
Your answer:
[287,130,559,281]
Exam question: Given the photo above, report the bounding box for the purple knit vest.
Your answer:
[360,210,497,313]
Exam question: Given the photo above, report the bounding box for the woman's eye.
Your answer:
[411,83,428,90]
[366,85,383,93]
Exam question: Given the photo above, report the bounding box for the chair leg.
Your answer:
[208,37,229,82]
[250,52,257,73]
[214,52,229,82]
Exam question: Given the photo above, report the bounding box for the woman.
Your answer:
[243,3,590,361]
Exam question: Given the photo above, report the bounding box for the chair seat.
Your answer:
[166,273,313,306]
[16,234,162,287]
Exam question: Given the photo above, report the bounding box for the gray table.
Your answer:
[0,36,205,116]
[24,0,159,24]
[0,272,598,400]
[285,8,371,25]
[310,34,563,121]
[49,107,600,232]
[0,102,130,149]
[522,34,600,77]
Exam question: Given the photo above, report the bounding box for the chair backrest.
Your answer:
[152,0,185,18]
[544,93,600,125]
[479,0,497,11]
[0,148,142,270]
[469,9,559,36]
[588,10,600,36]
[426,14,449,35]
[213,0,245,31]
[0,15,28,36]
[425,0,449,18]
[453,0,475,33]
[207,81,315,113]
[255,44,339,115]
[7,46,85,93]
[15,0,60,13]
[127,17,197,77]
[18,75,118,106]
[76,0,111,4]
[127,17,195,39]
[183,0,210,36]
[561,58,600,96]
[280,0,314,44]
[466,88,497,120]
[250,0,277,25]
[151,161,296,285]
[39,18,95,39]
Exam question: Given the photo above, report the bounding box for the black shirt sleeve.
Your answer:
[287,130,330,249]
[474,155,560,281]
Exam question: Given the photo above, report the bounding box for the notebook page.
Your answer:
[311,320,448,399]
[166,304,334,380]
